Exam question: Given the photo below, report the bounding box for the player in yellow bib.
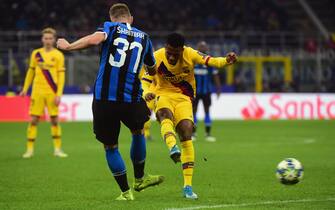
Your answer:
[142,33,237,199]
[20,28,67,158]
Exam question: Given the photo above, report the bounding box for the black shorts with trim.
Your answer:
[92,99,150,145]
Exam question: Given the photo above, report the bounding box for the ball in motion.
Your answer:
[276,158,304,185]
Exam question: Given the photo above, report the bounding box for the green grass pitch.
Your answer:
[0,120,334,210]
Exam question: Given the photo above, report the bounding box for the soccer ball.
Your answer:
[276,158,304,185]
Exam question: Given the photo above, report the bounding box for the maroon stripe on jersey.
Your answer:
[205,56,211,66]
[157,62,194,98]
[41,69,57,93]
[174,81,194,98]
[35,52,44,62]
[158,62,174,76]
[142,78,153,83]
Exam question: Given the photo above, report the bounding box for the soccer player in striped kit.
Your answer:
[57,3,163,201]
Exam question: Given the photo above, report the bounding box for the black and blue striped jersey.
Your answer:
[94,21,155,102]
[194,64,218,95]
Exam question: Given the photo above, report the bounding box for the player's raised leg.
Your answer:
[156,108,181,163]
[23,116,39,158]
[176,121,197,199]
[122,100,164,191]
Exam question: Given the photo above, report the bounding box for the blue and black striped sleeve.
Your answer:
[143,38,156,67]
[96,22,115,40]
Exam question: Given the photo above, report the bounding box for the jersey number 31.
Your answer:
[109,37,143,73]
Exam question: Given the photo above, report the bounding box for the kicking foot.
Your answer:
[183,185,198,199]
[115,189,134,201]
[134,174,165,192]
[205,135,216,142]
[170,145,181,163]
[22,150,34,159]
[54,149,68,158]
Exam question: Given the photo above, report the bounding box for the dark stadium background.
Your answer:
[0,0,334,95]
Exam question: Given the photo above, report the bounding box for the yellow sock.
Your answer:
[181,140,195,187]
[26,124,37,151]
[144,119,151,139]
[51,125,62,150]
[160,119,177,150]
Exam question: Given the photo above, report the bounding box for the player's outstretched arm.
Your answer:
[192,48,237,69]
[57,32,106,51]
[205,52,237,68]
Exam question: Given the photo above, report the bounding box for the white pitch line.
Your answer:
[165,197,335,210]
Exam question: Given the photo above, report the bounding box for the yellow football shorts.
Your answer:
[155,93,193,125]
[29,94,59,116]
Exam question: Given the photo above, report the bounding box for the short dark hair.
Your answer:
[166,33,185,48]
[109,3,131,18]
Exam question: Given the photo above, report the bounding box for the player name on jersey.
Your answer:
[117,26,145,39]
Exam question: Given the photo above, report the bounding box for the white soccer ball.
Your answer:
[276,158,304,185]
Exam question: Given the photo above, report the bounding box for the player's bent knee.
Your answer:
[176,120,194,141]
[156,108,174,122]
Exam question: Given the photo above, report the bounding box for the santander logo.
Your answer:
[241,94,335,120]
[241,96,265,120]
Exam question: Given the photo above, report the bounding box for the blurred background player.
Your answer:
[142,33,237,199]
[57,3,163,201]
[20,28,67,159]
[193,41,222,142]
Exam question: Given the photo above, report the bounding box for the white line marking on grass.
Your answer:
[165,197,335,210]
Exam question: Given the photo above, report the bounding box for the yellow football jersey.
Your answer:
[25,48,65,97]
[143,46,228,98]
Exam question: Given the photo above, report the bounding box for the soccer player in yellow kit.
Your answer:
[20,28,68,158]
[142,33,237,199]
